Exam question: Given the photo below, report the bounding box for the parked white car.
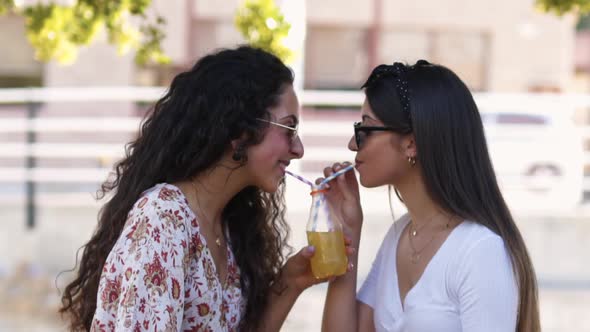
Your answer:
[480,106,585,211]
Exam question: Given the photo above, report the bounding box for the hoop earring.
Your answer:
[407,156,416,166]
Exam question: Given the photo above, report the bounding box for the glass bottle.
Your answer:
[305,186,347,279]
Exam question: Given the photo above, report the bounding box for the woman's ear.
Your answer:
[403,133,417,158]
[231,139,246,162]
[231,132,253,163]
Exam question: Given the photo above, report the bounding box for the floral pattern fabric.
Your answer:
[91,183,244,332]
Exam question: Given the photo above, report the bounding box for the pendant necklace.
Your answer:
[408,215,451,264]
[190,181,222,247]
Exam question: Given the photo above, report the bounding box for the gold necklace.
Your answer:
[408,212,440,237]
[408,221,429,237]
[190,181,222,247]
[407,216,451,264]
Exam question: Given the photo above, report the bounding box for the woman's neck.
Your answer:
[177,161,249,226]
[395,173,444,228]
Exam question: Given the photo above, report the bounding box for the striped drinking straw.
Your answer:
[286,164,355,190]
[285,164,355,231]
[319,164,355,189]
[285,170,314,187]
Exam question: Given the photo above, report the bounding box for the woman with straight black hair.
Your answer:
[319,60,540,332]
[59,45,342,332]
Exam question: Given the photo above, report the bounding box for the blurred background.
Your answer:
[1,0,590,331]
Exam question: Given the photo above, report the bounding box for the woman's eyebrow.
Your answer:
[279,114,299,125]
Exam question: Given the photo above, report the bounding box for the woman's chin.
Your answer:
[359,176,381,189]
[258,179,281,194]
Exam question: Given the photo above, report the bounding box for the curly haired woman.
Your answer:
[60,46,344,332]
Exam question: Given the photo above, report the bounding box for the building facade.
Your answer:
[0,0,578,92]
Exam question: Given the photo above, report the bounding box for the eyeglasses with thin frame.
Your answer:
[257,118,299,142]
[353,121,398,149]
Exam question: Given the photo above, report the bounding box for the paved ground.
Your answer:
[1,182,589,331]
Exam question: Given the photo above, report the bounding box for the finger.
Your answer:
[315,177,324,186]
[343,234,352,245]
[332,162,342,172]
[347,261,355,272]
[315,177,330,189]
[302,245,315,258]
[292,246,315,266]
[346,246,356,256]
[323,166,334,178]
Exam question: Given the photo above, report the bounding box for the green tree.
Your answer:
[234,0,293,63]
[0,0,169,65]
[537,0,590,15]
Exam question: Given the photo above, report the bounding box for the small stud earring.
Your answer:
[232,146,247,162]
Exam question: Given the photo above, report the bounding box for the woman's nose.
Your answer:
[348,135,358,151]
[290,135,304,159]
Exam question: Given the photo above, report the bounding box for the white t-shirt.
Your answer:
[357,214,518,332]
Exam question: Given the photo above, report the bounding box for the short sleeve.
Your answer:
[455,235,519,332]
[91,195,191,331]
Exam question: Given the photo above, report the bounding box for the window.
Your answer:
[0,15,43,87]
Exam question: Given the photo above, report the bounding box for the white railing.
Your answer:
[1,87,590,227]
[2,87,589,170]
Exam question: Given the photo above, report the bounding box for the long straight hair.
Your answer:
[364,61,540,332]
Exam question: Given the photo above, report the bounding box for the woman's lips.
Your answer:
[279,161,290,174]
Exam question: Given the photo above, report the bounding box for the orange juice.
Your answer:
[306,230,348,279]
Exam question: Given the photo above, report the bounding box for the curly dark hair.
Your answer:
[59,45,294,331]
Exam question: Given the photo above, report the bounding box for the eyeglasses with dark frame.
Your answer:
[353,121,398,148]
[257,118,299,142]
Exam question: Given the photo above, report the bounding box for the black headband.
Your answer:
[363,60,432,127]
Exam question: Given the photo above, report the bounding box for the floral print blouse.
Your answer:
[91,183,245,332]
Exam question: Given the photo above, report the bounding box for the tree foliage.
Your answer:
[0,0,169,65]
[537,0,590,15]
[235,0,293,63]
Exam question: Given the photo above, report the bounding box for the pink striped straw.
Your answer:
[285,170,314,187]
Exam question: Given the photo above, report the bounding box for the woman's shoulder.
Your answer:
[135,183,188,207]
[125,183,194,235]
[128,183,192,217]
[108,183,194,268]
[456,221,504,248]
[447,221,517,300]
[449,221,510,269]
